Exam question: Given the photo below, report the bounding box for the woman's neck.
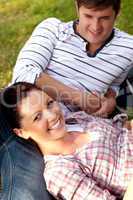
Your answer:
[38,131,90,156]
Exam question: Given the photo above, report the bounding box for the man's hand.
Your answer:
[69,90,101,113]
[92,88,117,117]
[83,92,101,114]
[92,96,116,117]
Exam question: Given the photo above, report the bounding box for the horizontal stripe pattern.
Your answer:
[13,17,133,94]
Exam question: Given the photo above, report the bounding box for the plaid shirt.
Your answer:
[44,112,133,200]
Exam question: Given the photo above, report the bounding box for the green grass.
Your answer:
[0,0,76,87]
[0,0,133,88]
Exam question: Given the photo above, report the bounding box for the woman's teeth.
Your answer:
[50,120,60,130]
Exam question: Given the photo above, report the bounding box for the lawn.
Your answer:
[0,0,133,87]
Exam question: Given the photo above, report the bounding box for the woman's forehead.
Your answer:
[19,89,49,115]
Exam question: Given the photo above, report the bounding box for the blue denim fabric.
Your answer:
[0,114,55,200]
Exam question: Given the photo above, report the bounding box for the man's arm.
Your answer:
[12,18,61,84]
[36,72,101,113]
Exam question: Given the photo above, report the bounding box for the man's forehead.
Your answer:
[81,4,114,11]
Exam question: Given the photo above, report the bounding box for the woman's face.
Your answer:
[17,89,66,143]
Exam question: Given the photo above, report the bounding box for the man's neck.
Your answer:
[86,42,102,55]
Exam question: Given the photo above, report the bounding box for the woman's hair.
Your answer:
[0,82,42,129]
[75,0,121,15]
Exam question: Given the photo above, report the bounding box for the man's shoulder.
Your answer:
[36,17,73,33]
[39,17,62,26]
[114,28,133,41]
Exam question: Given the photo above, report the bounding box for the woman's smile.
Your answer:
[49,119,62,130]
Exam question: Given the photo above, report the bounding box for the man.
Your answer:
[12,0,133,117]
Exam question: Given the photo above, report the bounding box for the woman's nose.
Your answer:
[44,110,57,120]
[44,101,60,120]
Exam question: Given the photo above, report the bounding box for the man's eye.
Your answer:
[34,113,42,121]
[85,14,92,19]
[101,16,110,20]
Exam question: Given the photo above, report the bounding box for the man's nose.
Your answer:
[92,19,101,32]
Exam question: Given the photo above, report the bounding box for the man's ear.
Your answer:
[13,128,29,139]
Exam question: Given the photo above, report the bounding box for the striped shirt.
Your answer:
[12,17,133,94]
[44,112,133,200]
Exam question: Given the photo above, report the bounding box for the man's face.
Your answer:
[77,5,117,49]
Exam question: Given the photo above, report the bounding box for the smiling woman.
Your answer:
[0,82,133,200]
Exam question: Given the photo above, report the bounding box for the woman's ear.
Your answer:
[13,128,29,139]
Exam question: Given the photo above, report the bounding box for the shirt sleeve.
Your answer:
[44,157,116,200]
[109,63,133,96]
[12,17,61,84]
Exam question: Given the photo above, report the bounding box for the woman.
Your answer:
[0,82,133,200]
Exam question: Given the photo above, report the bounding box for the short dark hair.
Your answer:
[0,82,42,129]
[75,0,121,15]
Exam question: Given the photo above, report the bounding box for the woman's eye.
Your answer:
[34,113,42,121]
[47,100,54,109]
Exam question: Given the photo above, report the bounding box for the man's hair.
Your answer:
[75,0,121,15]
[0,82,42,129]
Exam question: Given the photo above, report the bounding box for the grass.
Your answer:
[0,0,76,87]
[0,0,133,87]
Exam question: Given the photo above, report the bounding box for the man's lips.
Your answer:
[90,31,101,36]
